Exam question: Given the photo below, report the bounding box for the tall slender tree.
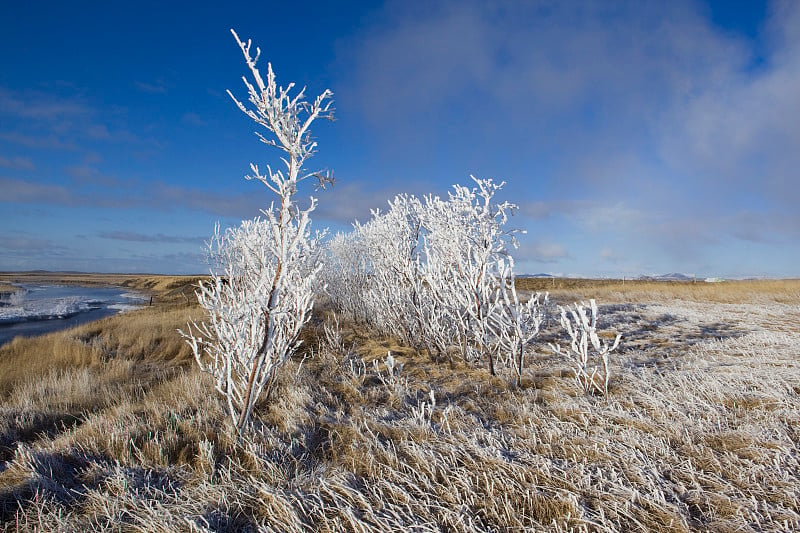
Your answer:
[181,29,333,437]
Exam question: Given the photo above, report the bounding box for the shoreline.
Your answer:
[0,275,202,348]
[0,284,150,347]
[0,272,204,304]
[0,281,20,296]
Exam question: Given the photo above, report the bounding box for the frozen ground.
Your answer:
[1,294,798,531]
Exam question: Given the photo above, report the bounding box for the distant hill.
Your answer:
[638,273,695,282]
[516,273,727,282]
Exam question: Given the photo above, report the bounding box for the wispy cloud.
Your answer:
[0,155,34,170]
[0,131,78,150]
[135,80,169,94]
[98,231,206,244]
[0,176,74,204]
[147,182,264,217]
[85,123,112,140]
[0,87,90,119]
[0,86,152,156]
[599,247,618,261]
[657,3,800,208]
[66,165,111,184]
[0,175,265,218]
[0,246,205,275]
[341,0,800,263]
[181,112,207,127]
[313,181,414,224]
[0,235,67,253]
[518,241,569,263]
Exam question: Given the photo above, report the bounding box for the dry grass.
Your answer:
[1,277,799,531]
[0,305,201,397]
[0,283,17,296]
[518,277,800,305]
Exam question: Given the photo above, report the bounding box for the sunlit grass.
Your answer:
[0,305,201,396]
[518,277,800,304]
[1,276,799,530]
[0,282,17,296]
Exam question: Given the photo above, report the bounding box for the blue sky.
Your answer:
[1,0,797,277]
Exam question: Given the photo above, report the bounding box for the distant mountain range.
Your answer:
[637,273,695,281]
[518,273,710,281]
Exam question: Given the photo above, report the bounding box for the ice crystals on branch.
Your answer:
[320,174,622,394]
[419,176,521,374]
[494,258,548,387]
[226,29,335,197]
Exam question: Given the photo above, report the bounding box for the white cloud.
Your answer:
[0,87,90,119]
[0,176,74,205]
[600,247,616,260]
[576,203,648,234]
[0,131,78,150]
[0,86,150,153]
[312,181,416,224]
[98,231,206,244]
[657,2,800,207]
[337,0,800,275]
[518,241,569,263]
[0,176,263,217]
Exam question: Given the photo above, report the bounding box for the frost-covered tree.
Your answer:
[180,29,333,437]
[321,194,427,346]
[322,230,372,323]
[355,195,425,345]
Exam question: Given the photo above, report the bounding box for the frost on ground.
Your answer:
[1,295,799,531]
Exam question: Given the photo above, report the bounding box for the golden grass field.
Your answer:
[1,275,798,531]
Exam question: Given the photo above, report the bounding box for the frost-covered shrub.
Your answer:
[355,194,426,345]
[549,299,621,396]
[495,258,548,387]
[324,177,528,376]
[419,177,519,373]
[322,231,371,323]
[181,29,333,437]
[374,351,407,396]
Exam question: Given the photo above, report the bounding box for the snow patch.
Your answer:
[107,303,143,313]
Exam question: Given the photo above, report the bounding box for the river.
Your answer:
[0,284,148,347]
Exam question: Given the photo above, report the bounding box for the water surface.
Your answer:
[0,284,147,347]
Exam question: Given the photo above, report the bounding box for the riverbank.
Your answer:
[0,272,205,304]
[0,273,205,348]
[0,275,202,394]
[0,281,18,296]
[0,284,151,347]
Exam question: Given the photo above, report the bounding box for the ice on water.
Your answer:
[0,285,146,325]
